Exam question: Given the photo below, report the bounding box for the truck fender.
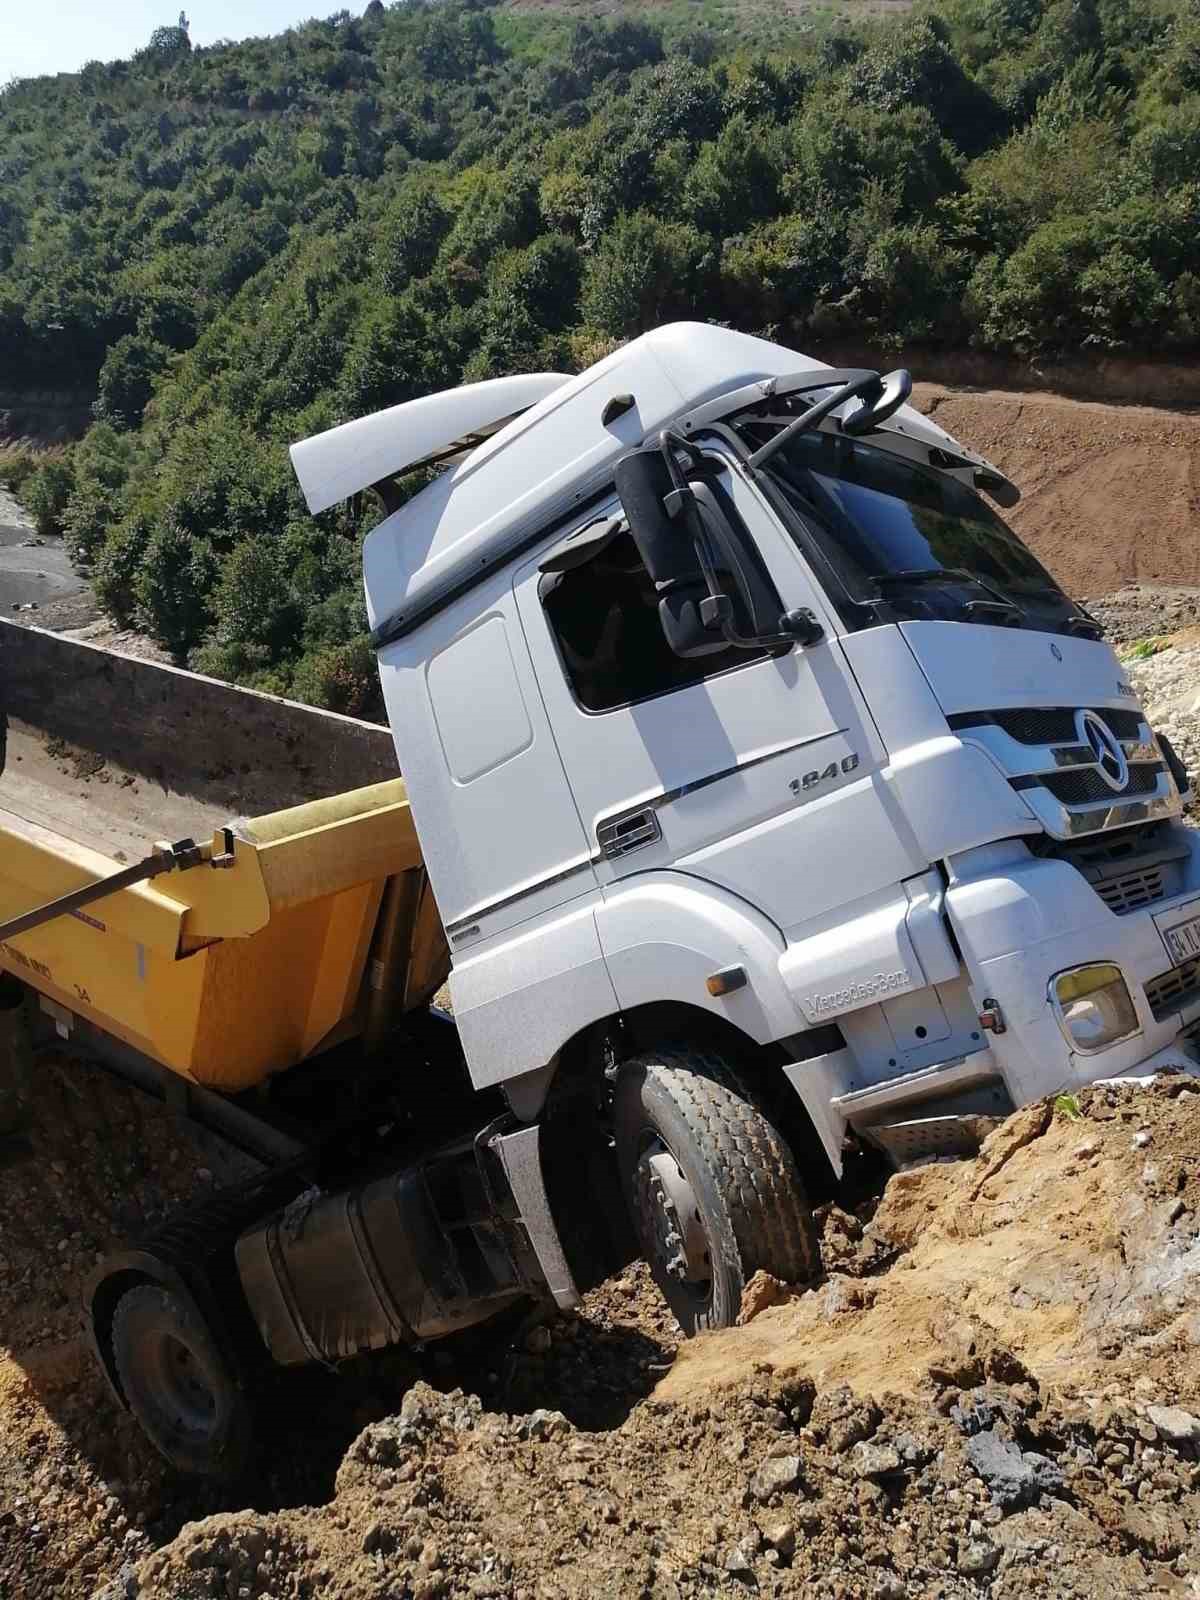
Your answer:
[594,873,796,1043]
[452,900,619,1095]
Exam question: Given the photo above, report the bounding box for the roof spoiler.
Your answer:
[289,372,571,515]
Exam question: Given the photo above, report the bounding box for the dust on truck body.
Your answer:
[2,322,1198,1475]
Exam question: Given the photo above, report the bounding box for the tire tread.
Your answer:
[616,1047,820,1332]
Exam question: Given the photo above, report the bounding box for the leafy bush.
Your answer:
[582,211,712,336]
[290,635,382,721]
[207,535,302,657]
[135,520,218,658]
[92,519,151,629]
[23,459,76,537]
[94,334,170,429]
[0,448,39,495]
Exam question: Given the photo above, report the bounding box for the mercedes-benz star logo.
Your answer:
[1076,709,1129,793]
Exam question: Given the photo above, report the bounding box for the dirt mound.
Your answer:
[659,1080,1200,1407]
[120,1077,1200,1600]
[0,1056,269,1600]
[913,385,1200,600]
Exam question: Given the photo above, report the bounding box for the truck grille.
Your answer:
[988,707,1144,745]
[1041,765,1162,807]
[1040,820,1189,916]
[1094,865,1166,915]
[951,702,1175,841]
[1145,956,1200,1020]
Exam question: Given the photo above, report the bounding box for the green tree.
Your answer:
[144,25,191,59]
[94,333,171,429]
[135,519,218,657]
[581,211,712,337]
[375,180,452,293]
[680,115,784,236]
[23,459,76,538]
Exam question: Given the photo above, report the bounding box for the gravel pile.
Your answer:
[1084,585,1200,646]
[1123,636,1200,806]
[132,1359,1200,1600]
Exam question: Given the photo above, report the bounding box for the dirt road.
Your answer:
[0,488,85,614]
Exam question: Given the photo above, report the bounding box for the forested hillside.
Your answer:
[2,0,1198,713]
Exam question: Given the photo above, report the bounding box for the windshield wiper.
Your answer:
[868,567,1023,624]
[1010,585,1105,638]
[868,568,959,585]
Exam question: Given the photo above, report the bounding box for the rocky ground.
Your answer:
[125,1076,1200,1600]
[1084,589,1200,809]
[1126,635,1200,810]
[5,1063,1200,1600]
[1085,588,1200,649]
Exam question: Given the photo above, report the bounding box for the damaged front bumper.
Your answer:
[945,830,1200,1108]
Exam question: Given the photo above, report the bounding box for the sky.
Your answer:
[1,0,329,83]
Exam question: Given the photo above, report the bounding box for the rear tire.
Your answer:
[110,1283,253,1478]
[613,1048,820,1336]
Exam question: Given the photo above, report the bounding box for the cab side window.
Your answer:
[540,529,764,714]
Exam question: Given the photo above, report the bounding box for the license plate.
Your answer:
[1162,910,1200,967]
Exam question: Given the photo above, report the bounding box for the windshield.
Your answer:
[737,425,1094,637]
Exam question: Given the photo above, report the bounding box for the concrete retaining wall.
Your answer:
[0,619,398,814]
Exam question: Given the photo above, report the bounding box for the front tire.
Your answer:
[613,1048,820,1335]
[110,1283,253,1478]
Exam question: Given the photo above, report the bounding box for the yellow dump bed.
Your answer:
[0,622,448,1090]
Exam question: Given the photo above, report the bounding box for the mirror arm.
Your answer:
[658,427,710,488]
[686,484,823,651]
[747,371,884,471]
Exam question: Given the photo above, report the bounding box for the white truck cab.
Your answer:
[293,322,1200,1333]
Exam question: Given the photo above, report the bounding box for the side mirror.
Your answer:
[615,452,728,659]
[616,450,825,659]
[840,369,912,437]
[614,451,693,586]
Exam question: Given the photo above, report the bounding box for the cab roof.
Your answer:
[289,323,1014,651]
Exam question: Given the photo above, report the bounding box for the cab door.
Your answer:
[513,447,909,942]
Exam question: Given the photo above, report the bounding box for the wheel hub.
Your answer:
[157,1334,217,1433]
[634,1143,710,1284]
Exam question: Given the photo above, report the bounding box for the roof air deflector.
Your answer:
[290,371,571,516]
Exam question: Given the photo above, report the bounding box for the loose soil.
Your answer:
[912,385,1200,601]
[7,1062,1200,1599]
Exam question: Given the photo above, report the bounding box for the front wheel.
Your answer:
[613,1048,820,1335]
[110,1283,253,1478]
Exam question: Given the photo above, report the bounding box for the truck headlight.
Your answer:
[1050,963,1140,1054]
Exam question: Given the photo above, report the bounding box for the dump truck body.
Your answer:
[0,622,448,1089]
[0,620,570,1475]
